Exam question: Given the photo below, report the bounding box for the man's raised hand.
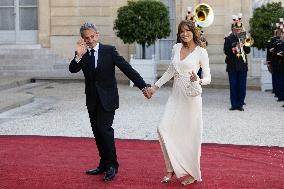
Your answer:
[76,38,87,57]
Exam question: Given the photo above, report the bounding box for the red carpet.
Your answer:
[0,136,283,189]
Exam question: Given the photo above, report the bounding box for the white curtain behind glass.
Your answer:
[0,0,14,6]
[20,7,37,30]
[0,0,14,30]
[0,7,15,30]
[19,0,36,5]
[19,0,37,30]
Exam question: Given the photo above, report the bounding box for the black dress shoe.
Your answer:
[237,107,244,111]
[86,167,106,175]
[103,166,117,181]
[229,107,237,111]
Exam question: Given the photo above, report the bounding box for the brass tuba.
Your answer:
[193,3,214,28]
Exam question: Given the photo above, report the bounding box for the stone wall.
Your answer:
[38,0,133,62]
[37,0,262,79]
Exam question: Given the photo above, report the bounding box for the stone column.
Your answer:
[38,0,51,47]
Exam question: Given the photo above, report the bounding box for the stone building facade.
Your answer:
[1,0,283,81]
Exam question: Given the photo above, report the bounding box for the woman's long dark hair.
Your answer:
[176,20,204,47]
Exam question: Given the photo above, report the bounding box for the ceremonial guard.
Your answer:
[224,13,252,111]
[268,18,284,106]
[266,29,280,95]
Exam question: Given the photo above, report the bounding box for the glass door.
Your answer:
[0,0,16,43]
[0,0,38,44]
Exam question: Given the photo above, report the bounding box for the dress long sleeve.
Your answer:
[155,46,176,88]
[156,44,209,181]
[199,48,211,85]
[155,63,175,88]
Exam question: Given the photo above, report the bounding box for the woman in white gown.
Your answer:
[150,20,211,186]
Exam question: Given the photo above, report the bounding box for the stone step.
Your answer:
[0,91,34,113]
[3,59,57,65]
[0,44,41,49]
[0,45,70,77]
[0,48,53,55]
[0,76,35,113]
[0,58,69,66]
[0,54,57,60]
[0,65,54,70]
[0,54,67,61]
[0,70,82,78]
[0,76,32,91]
[0,79,55,113]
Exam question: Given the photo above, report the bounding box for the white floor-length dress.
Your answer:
[155,43,211,181]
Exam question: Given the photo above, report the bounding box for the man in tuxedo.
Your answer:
[69,22,151,181]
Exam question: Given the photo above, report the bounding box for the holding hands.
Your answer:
[142,70,198,99]
[142,85,158,99]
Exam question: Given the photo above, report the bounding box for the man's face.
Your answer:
[82,29,99,48]
[233,28,242,34]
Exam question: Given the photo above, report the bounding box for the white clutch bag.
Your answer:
[179,75,202,97]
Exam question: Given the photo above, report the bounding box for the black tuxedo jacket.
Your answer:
[224,34,251,72]
[69,43,147,111]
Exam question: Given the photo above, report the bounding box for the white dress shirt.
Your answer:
[76,43,99,68]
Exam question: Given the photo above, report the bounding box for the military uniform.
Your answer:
[266,36,280,94]
[274,39,284,102]
[224,33,251,110]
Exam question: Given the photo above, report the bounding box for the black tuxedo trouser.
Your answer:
[88,97,119,170]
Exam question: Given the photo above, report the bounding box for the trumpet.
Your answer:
[193,3,214,28]
[244,36,254,47]
[235,32,254,61]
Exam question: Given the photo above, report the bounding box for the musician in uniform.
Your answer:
[224,13,251,111]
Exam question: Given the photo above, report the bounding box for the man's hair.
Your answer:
[80,22,98,37]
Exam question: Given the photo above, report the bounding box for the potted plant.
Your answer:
[113,0,171,85]
[249,2,284,50]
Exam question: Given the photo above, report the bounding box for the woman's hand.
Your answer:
[149,85,159,96]
[189,71,198,82]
